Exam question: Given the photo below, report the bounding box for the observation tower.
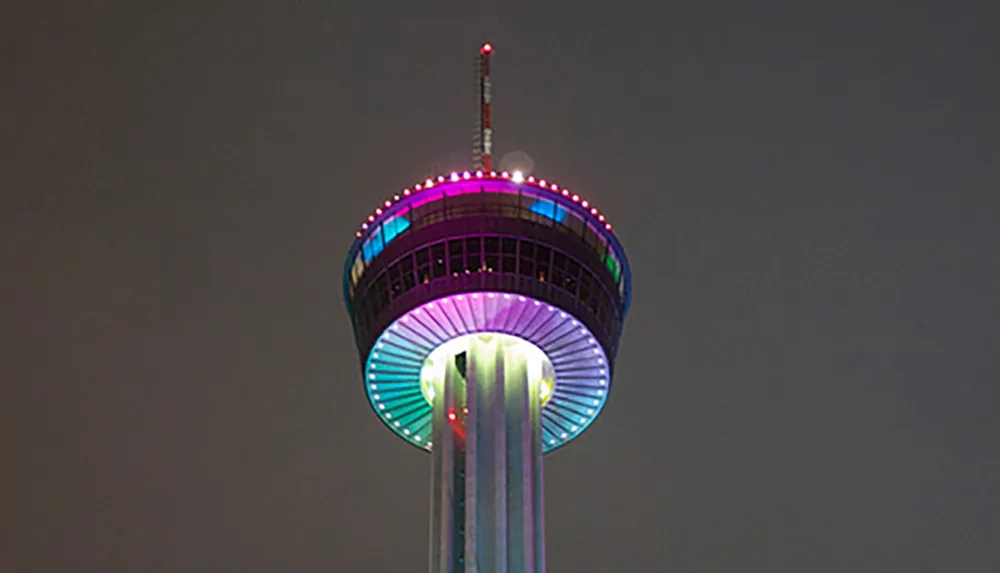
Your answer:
[342,43,632,573]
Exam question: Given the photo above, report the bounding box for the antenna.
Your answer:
[473,42,493,171]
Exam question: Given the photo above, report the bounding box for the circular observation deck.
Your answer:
[342,171,632,452]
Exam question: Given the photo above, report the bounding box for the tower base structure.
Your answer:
[427,333,548,573]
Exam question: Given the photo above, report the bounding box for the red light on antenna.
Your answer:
[481,43,493,53]
[448,411,457,421]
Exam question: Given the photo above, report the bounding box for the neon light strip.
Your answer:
[365,292,611,453]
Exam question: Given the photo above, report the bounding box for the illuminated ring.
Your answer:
[365,292,610,453]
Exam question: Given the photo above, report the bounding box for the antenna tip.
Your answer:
[480,43,493,54]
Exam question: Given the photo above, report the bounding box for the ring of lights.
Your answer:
[365,291,610,453]
[353,170,615,239]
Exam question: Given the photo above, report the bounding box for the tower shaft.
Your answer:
[430,334,545,573]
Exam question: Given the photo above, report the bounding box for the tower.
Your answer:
[342,44,632,573]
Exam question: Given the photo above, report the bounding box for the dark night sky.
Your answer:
[2,1,999,571]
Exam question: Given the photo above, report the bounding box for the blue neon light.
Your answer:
[529,199,567,223]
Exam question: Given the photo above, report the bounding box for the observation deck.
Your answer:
[342,171,632,452]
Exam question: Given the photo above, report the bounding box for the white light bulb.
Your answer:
[511,170,525,183]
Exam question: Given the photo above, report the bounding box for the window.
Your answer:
[465,238,481,273]
[536,246,551,282]
[501,238,517,255]
[362,227,385,262]
[448,239,464,275]
[382,213,411,244]
[518,242,535,278]
[416,247,431,284]
[551,252,567,288]
[432,243,447,278]
[579,272,592,305]
[484,237,499,271]
[561,259,579,295]
[389,263,403,298]
[373,272,389,312]
[400,255,415,291]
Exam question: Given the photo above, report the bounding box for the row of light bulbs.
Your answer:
[354,170,614,238]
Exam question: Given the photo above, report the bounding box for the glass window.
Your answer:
[518,241,535,277]
[605,251,621,283]
[382,213,411,245]
[362,227,385,262]
[484,237,499,254]
[415,248,429,266]
[485,254,499,272]
[579,272,592,303]
[498,193,521,217]
[389,263,403,298]
[400,255,415,291]
[501,254,515,273]
[448,239,464,275]
[536,246,551,282]
[351,255,364,287]
[432,242,447,278]
[465,238,481,272]
[556,211,584,238]
[501,238,517,255]
[374,272,389,312]
[563,259,580,295]
[552,252,567,271]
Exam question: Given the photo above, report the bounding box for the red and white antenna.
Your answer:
[474,42,493,171]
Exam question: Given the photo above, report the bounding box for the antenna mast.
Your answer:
[473,42,493,171]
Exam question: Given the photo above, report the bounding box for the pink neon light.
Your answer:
[354,173,616,239]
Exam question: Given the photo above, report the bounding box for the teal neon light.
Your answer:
[362,215,411,262]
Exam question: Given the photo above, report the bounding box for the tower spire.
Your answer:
[474,42,493,171]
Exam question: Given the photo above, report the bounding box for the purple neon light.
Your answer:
[364,292,611,452]
[354,172,615,238]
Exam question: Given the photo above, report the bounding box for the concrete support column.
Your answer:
[429,333,546,573]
